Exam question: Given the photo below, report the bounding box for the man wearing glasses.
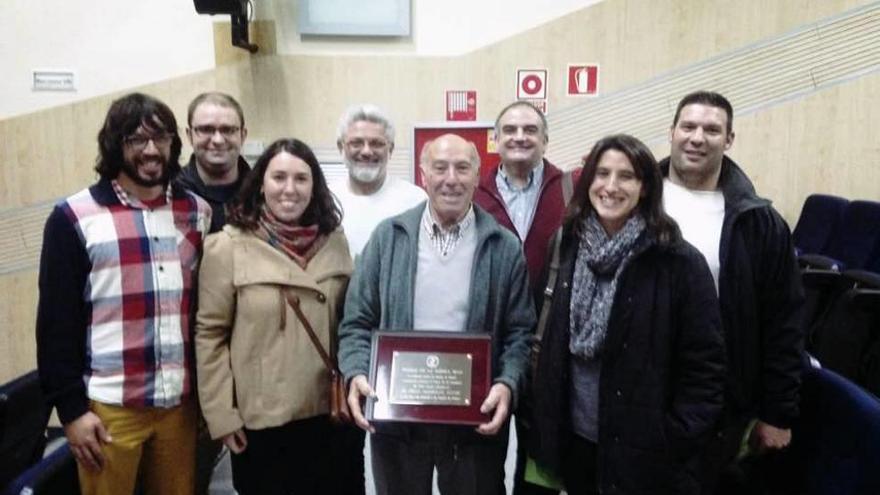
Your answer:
[36,93,212,495]
[178,92,250,233]
[330,104,426,258]
[177,92,251,495]
[328,104,425,494]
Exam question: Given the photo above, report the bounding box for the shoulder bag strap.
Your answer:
[535,230,563,346]
[284,290,336,372]
[561,170,575,205]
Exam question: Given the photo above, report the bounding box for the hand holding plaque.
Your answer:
[366,332,492,425]
[476,382,512,436]
[347,375,377,433]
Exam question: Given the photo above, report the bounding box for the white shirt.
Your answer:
[663,178,725,292]
[330,176,427,258]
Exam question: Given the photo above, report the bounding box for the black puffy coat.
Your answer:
[530,230,726,495]
[659,156,805,428]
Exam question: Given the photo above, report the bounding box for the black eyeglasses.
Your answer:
[192,125,241,138]
[123,133,174,150]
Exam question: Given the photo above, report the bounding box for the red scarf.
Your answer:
[254,205,326,269]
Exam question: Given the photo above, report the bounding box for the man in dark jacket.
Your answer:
[660,90,805,493]
[176,92,251,494]
[177,92,250,233]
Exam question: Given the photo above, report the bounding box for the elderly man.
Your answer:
[339,134,535,495]
[329,104,426,258]
[660,90,804,493]
[177,92,250,233]
[36,93,212,495]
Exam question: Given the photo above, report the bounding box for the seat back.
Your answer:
[822,200,880,270]
[792,194,849,255]
[788,366,880,494]
[0,371,51,490]
[2,442,79,495]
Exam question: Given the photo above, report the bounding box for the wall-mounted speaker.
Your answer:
[194,0,244,16]
[193,0,258,53]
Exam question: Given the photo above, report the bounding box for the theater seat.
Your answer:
[0,371,51,489]
[786,365,880,494]
[800,200,880,273]
[792,194,848,257]
[2,441,79,495]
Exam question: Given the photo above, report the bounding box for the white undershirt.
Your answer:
[663,178,725,292]
[329,176,427,258]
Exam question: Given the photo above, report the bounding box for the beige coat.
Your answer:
[195,225,352,439]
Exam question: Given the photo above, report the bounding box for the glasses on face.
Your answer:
[192,125,241,139]
[344,138,389,151]
[124,133,174,150]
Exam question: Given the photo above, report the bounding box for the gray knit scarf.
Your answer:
[569,212,646,359]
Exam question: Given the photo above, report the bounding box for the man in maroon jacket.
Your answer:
[474,101,578,495]
[474,101,576,288]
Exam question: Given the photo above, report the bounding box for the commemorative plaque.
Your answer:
[366,331,492,425]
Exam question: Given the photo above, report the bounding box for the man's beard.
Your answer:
[346,158,385,185]
[121,158,169,188]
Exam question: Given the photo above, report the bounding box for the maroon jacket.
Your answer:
[474,159,580,288]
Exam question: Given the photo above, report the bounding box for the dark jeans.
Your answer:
[336,423,367,495]
[231,415,359,495]
[370,424,508,495]
[562,434,599,495]
[194,433,222,495]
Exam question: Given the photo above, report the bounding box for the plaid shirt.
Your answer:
[36,178,211,423]
[421,204,475,257]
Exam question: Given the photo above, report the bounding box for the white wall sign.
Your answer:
[516,69,547,100]
[32,70,76,92]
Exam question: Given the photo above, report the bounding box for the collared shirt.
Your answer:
[62,180,211,408]
[496,161,544,240]
[421,204,475,257]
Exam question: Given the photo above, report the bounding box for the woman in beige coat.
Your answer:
[195,138,354,495]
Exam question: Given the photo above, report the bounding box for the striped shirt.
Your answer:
[39,178,211,418]
[496,161,544,241]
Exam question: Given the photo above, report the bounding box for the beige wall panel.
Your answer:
[0,273,38,382]
[645,72,880,224]
[471,0,873,116]
[1,0,877,382]
[729,73,880,222]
